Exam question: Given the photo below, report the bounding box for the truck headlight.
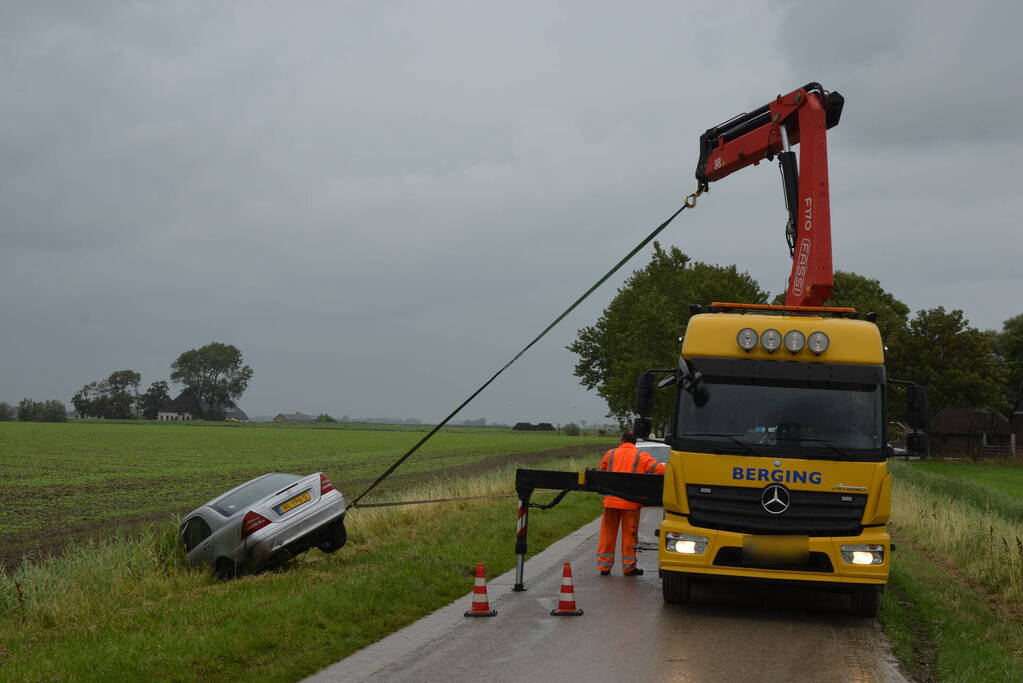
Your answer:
[807,331,829,354]
[665,532,707,555]
[784,329,806,353]
[840,544,884,565]
[737,328,758,351]
[760,328,782,353]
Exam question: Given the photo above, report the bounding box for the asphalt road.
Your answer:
[308,509,906,682]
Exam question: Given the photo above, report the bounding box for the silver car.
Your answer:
[636,439,671,464]
[181,472,347,578]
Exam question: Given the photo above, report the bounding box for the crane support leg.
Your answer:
[512,467,663,590]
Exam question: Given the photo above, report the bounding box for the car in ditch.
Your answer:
[180,471,347,578]
[636,439,671,464]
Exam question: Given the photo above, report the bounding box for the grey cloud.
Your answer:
[773,0,1023,147]
[2,1,1021,421]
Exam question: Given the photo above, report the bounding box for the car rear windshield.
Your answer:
[211,473,301,516]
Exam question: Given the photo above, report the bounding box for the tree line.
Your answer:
[0,399,68,422]
[70,342,253,421]
[569,243,1022,430]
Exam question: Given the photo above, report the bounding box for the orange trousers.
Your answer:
[596,507,640,573]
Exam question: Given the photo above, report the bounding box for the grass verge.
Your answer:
[880,460,1023,680]
[881,539,1023,681]
[0,456,602,681]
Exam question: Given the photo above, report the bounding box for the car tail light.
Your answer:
[241,511,271,539]
[320,474,335,495]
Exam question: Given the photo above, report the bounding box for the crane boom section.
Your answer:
[695,83,844,307]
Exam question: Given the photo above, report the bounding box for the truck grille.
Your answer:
[686,484,867,537]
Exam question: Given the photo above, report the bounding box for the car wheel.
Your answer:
[849,585,880,618]
[662,570,691,605]
[214,557,238,580]
[317,519,348,553]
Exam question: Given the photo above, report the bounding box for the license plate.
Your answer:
[742,535,809,564]
[275,490,311,515]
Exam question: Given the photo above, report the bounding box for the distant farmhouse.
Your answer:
[158,393,248,422]
[157,393,193,421]
[930,406,1021,457]
[512,422,556,432]
[274,411,316,424]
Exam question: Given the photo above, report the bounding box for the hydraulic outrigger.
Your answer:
[512,468,662,590]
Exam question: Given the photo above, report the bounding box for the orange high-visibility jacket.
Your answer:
[598,442,665,510]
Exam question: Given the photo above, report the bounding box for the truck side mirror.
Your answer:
[633,417,652,440]
[634,371,656,417]
[906,385,928,431]
[691,373,709,408]
[906,432,928,457]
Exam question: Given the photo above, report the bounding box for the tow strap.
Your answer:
[350,192,703,509]
[352,493,518,508]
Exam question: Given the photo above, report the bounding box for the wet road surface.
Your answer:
[308,508,906,682]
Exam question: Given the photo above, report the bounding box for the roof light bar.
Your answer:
[709,302,858,316]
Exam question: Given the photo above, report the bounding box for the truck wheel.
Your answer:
[317,519,348,553]
[850,585,880,618]
[662,571,691,605]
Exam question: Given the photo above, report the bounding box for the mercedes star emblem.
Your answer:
[761,484,790,514]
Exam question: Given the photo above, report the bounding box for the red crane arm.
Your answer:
[695,83,844,307]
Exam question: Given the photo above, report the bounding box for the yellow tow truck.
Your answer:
[645,302,928,616]
[512,83,928,617]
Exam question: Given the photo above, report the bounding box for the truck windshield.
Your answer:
[673,377,884,461]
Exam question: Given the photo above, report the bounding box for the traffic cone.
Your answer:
[550,562,584,616]
[464,562,497,617]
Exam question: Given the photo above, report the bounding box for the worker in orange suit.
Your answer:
[596,430,665,576]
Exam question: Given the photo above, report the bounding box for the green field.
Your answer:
[910,461,1023,495]
[0,420,612,567]
[0,455,604,681]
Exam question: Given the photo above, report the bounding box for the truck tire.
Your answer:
[662,570,691,605]
[850,585,880,618]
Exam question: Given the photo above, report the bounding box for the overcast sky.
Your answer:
[2,0,1021,424]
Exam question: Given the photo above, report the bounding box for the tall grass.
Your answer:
[891,464,1023,606]
[0,525,194,630]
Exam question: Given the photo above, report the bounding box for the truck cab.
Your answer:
[651,303,900,617]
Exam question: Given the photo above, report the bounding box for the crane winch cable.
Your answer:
[349,192,702,508]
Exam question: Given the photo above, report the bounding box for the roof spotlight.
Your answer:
[784,329,806,353]
[807,331,830,355]
[737,328,758,351]
[760,328,782,353]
